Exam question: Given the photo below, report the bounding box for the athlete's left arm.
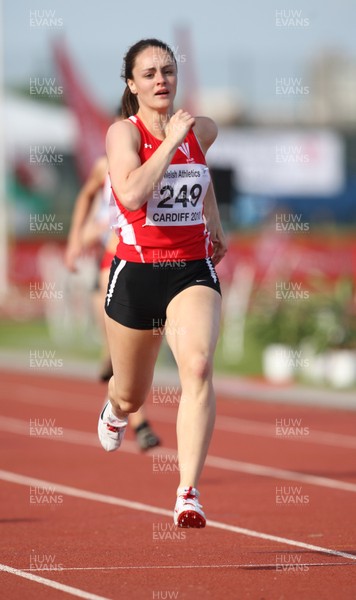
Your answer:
[194,117,227,265]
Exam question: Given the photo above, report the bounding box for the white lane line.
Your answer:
[215,415,356,450]
[8,382,356,449]
[0,417,100,447]
[21,561,356,572]
[1,416,356,493]
[0,563,111,600]
[10,383,96,408]
[1,469,356,564]
[205,455,356,493]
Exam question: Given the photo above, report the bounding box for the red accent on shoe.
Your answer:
[177,510,206,528]
[182,486,195,500]
[106,424,120,433]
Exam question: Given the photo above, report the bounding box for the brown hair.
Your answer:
[121,38,177,118]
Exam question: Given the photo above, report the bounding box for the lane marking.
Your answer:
[1,416,356,493]
[205,455,356,493]
[21,561,356,572]
[0,416,101,447]
[6,382,356,449]
[2,365,355,409]
[215,415,356,450]
[0,563,111,600]
[1,469,356,563]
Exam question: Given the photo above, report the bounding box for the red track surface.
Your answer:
[1,369,356,599]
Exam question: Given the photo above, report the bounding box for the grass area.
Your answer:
[214,322,263,377]
[0,318,263,376]
[3,318,354,390]
[0,319,101,361]
[0,319,50,350]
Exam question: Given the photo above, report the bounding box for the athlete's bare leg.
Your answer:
[101,268,160,428]
[165,285,221,488]
[104,315,162,420]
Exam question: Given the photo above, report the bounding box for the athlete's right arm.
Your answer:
[65,157,107,271]
[106,111,195,211]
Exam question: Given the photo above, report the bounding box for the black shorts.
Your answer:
[105,256,221,330]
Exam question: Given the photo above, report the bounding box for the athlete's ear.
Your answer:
[127,79,137,95]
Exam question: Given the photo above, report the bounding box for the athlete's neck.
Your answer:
[136,108,173,140]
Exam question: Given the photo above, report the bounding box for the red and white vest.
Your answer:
[109,115,213,263]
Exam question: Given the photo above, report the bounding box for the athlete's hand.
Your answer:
[65,237,83,272]
[165,110,195,147]
[209,223,228,266]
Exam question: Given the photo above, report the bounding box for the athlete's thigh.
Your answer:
[165,286,221,366]
[105,314,162,397]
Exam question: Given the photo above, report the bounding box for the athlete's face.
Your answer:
[128,46,177,112]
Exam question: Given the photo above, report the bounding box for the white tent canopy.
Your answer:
[208,127,344,196]
[4,93,78,160]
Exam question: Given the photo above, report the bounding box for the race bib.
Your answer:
[145,164,211,226]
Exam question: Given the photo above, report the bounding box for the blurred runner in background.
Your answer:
[65,112,161,452]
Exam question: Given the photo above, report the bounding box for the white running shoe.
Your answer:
[173,486,206,528]
[98,400,128,452]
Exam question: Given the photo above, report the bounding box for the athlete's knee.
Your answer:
[108,377,143,414]
[181,351,213,383]
[111,393,143,414]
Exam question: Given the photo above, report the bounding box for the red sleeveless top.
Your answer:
[109,115,213,263]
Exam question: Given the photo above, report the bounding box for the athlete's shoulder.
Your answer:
[193,117,218,152]
[107,118,140,139]
[106,118,141,151]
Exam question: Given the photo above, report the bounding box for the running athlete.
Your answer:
[65,151,161,451]
[98,38,227,528]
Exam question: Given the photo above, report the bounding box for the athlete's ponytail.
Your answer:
[121,38,177,118]
[121,85,139,119]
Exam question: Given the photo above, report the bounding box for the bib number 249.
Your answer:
[157,184,202,208]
